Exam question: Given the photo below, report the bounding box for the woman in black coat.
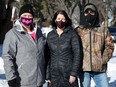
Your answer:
[45,10,81,87]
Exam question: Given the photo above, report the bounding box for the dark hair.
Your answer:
[51,10,72,28]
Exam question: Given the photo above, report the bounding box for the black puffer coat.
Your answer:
[46,27,81,87]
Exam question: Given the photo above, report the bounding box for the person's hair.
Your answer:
[51,10,72,28]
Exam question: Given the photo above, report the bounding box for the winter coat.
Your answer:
[2,20,45,87]
[75,24,114,72]
[46,27,81,87]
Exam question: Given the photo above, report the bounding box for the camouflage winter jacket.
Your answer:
[76,25,114,72]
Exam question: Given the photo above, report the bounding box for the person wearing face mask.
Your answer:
[75,3,114,87]
[44,10,81,87]
[2,4,45,87]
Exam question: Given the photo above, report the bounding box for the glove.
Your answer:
[8,78,17,87]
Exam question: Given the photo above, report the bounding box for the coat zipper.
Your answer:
[90,30,92,70]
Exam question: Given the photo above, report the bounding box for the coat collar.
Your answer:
[53,26,72,33]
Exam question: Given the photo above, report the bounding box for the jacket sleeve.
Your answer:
[102,29,114,64]
[2,30,17,81]
[70,31,81,77]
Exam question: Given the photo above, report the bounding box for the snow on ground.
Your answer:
[0,44,116,87]
[107,46,116,87]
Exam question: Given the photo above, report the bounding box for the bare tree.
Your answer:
[30,0,80,27]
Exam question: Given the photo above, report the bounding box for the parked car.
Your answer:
[108,27,116,43]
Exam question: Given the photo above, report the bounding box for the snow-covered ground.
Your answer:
[0,44,116,87]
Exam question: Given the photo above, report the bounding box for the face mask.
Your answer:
[20,17,33,26]
[85,15,95,24]
[55,20,66,29]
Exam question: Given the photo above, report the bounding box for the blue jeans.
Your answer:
[79,71,109,87]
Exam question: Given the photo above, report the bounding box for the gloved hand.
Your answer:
[8,78,16,87]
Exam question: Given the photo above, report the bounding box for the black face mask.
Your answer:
[55,20,66,29]
[85,15,95,26]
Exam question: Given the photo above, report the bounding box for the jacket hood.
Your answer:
[84,4,96,12]
[80,3,100,28]
[14,20,25,32]
[13,20,37,33]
